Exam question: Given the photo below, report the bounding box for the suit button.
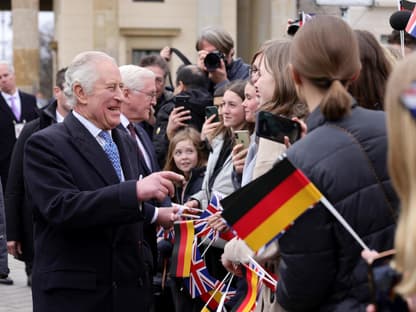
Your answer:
[112,281,117,289]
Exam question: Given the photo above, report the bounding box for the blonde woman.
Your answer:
[384,52,416,311]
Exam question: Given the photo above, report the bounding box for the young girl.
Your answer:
[164,127,207,204]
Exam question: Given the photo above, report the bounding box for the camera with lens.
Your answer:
[204,50,226,72]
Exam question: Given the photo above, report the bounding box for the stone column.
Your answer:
[12,0,39,94]
[93,0,119,60]
[238,0,297,62]
[197,0,222,34]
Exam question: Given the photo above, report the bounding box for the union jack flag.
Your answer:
[156,226,175,241]
[247,261,278,292]
[183,242,219,298]
[194,193,235,241]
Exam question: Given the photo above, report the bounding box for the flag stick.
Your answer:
[216,274,234,312]
[397,1,406,57]
[201,237,216,258]
[247,256,277,285]
[197,232,213,247]
[201,272,232,311]
[181,213,200,219]
[320,197,369,250]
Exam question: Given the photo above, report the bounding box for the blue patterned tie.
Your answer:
[99,131,122,181]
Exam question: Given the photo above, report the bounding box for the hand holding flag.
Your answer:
[221,156,370,252]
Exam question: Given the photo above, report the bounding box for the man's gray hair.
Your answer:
[195,26,234,55]
[64,51,117,108]
[0,60,15,74]
[119,65,155,92]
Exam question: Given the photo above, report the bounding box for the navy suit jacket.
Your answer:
[0,91,37,190]
[24,113,154,312]
[135,123,160,176]
[123,122,171,270]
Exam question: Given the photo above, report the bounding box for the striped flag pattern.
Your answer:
[170,220,194,277]
[406,6,416,38]
[221,157,322,251]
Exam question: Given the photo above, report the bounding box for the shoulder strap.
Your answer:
[327,124,397,221]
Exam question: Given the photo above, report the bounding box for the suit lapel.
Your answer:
[135,125,158,172]
[0,93,18,121]
[64,113,119,185]
[19,91,29,121]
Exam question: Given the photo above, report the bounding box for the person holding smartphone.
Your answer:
[153,65,212,167]
[185,81,251,300]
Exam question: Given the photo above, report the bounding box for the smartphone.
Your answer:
[256,111,301,144]
[175,95,191,110]
[174,95,191,124]
[205,106,219,122]
[234,130,250,149]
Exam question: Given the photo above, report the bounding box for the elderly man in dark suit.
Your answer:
[24,51,183,312]
[0,61,38,192]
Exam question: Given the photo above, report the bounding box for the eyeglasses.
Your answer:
[132,89,157,100]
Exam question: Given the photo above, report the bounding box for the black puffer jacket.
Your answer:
[277,103,399,311]
[153,88,212,167]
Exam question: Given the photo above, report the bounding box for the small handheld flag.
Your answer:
[406,6,416,38]
[221,156,370,252]
[221,157,322,251]
[170,220,194,277]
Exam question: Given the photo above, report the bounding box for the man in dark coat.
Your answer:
[5,68,70,286]
[24,51,183,312]
[0,60,38,192]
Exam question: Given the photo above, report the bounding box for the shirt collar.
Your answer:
[1,89,19,100]
[72,110,105,139]
[119,113,130,130]
[56,110,65,123]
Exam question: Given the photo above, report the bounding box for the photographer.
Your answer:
[161,26,249,93]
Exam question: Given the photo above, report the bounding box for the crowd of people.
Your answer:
[1,13,416,312]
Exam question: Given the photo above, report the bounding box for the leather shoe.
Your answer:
[0,275,13,285]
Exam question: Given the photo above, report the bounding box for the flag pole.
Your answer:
[398,0,406,57]
[320,197,369,250]
[216,274,234,312]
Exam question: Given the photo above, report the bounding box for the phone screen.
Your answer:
[256,111,301,144]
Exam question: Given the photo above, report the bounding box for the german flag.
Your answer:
[221,157,322,252]
[231,264,259,312]
[170,220,194,277]
[200,289,223,311]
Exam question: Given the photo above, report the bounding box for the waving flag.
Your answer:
[406,6,416,38]
[231,264,260,312]
[221,157,322,252]
[194,193,236,242]
[183,243,218,298]
[170,220,194,277]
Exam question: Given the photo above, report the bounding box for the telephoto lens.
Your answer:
[204,51,224,72]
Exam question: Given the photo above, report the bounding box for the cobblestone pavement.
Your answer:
[0,255,32,312]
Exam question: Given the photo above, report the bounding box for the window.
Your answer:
[132,49,160,65]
